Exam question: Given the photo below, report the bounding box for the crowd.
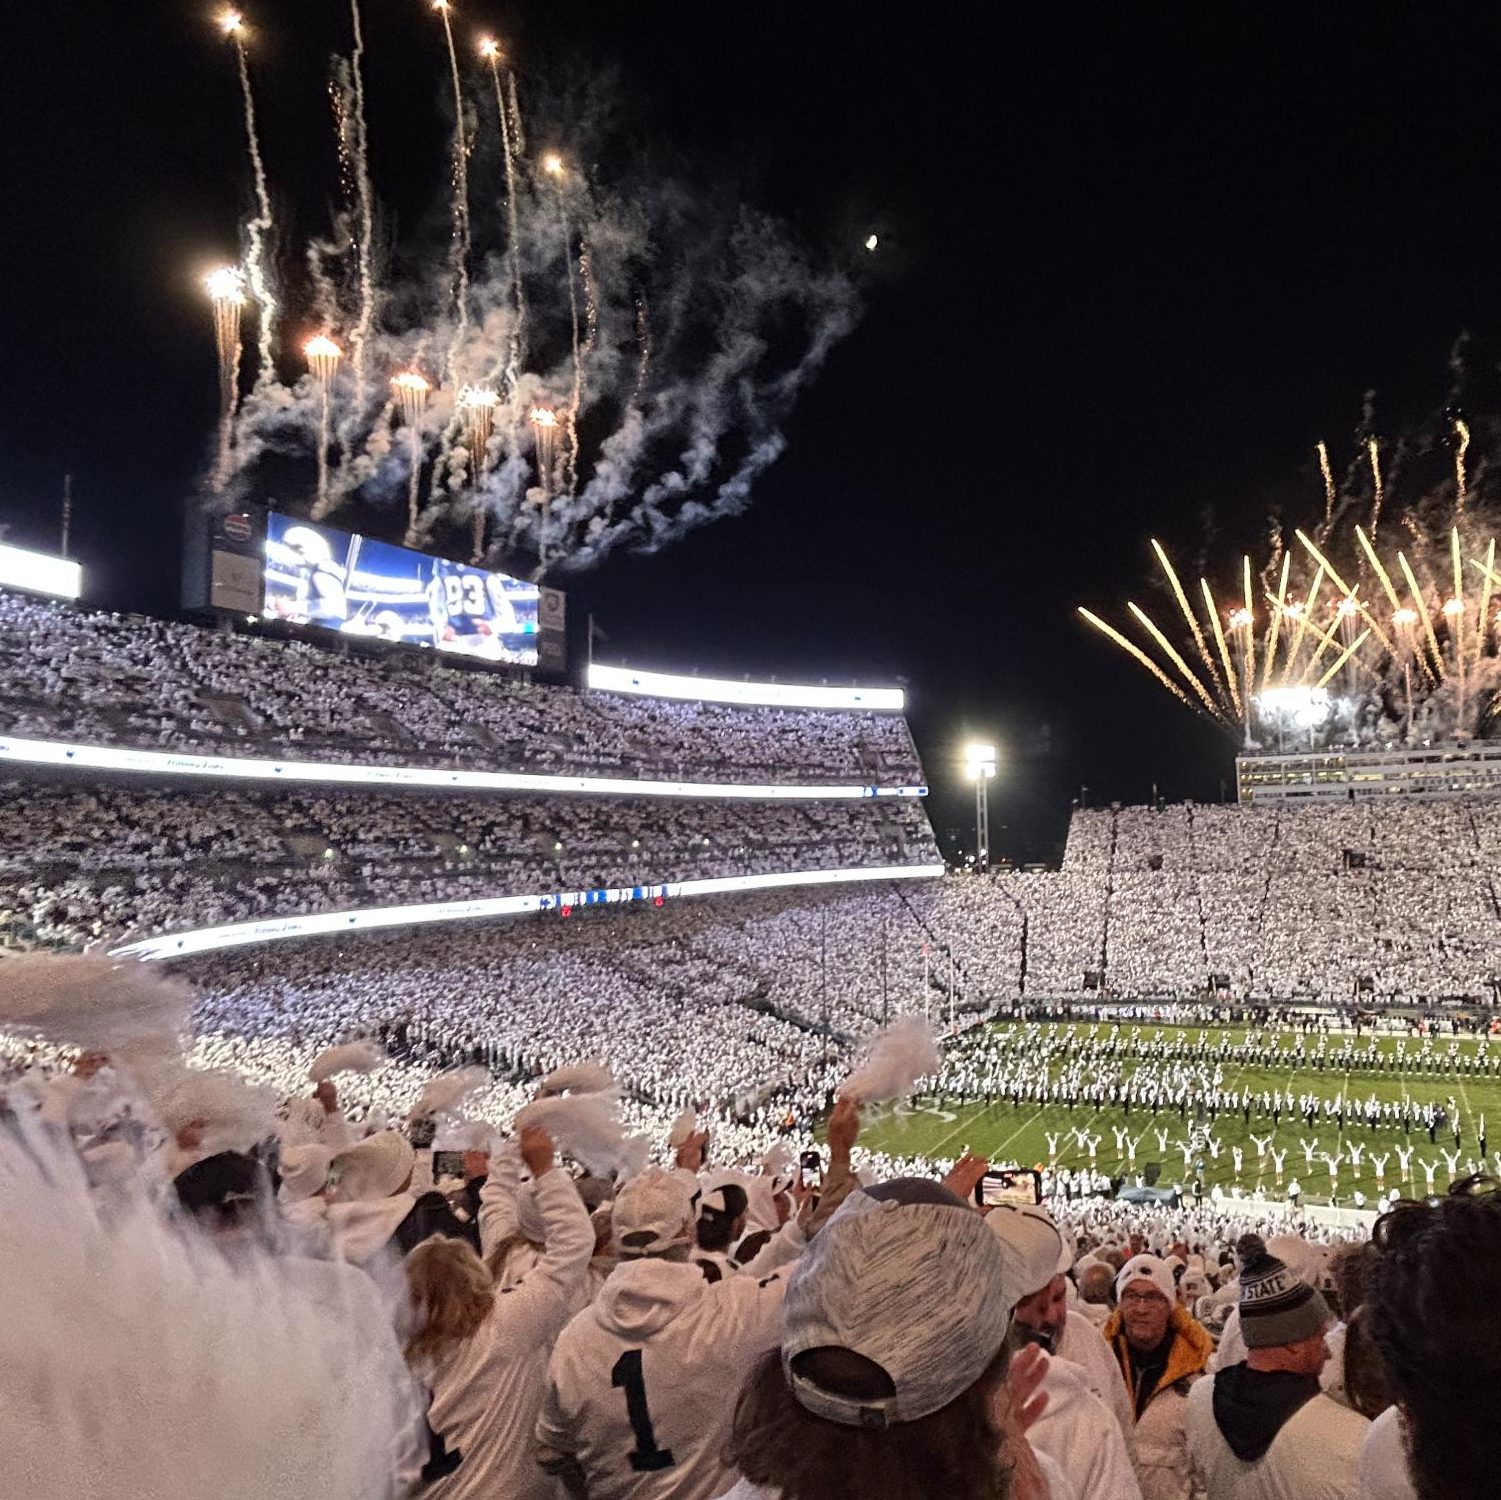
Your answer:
[3,952,1492,1500]
[0,778,936,949]
[0,589,921,785]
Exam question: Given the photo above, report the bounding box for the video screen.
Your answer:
[261,514,540,666]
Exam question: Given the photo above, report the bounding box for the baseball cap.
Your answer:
[612,1168,696,1256]
[780,1181,1014,1427]
[986,1202,1067,1301]
[1116,1253,1177,1306]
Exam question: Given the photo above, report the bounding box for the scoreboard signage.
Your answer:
[262,513,542,668]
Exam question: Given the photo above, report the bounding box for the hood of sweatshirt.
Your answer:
[1212,1364,1322,1462]
[325,1193,417,1264]
[594,1257,705,1340]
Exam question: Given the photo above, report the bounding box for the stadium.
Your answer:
[9,9,1501,1499]
[6,523,1500,1217]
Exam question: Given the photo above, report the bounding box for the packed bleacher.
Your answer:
[0,589,921,785]
[0,777,938,949]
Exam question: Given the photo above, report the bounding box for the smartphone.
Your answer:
[432,1150,468,1181]
[800,1149,823,1189]
[974,1168,1043,1208]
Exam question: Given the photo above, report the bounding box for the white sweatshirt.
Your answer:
[537,1254,791,1500]
[419,1164,594,1500]
[1027,1354,1144,1500]
[1058,1308,1136,1448]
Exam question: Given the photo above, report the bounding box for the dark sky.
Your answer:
[4,3,1501,860]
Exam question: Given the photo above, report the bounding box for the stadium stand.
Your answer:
[0,589,921,785]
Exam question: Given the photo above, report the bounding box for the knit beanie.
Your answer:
[1236,1233,1330,1348]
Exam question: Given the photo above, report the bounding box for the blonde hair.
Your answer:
[404,1237,495,1365]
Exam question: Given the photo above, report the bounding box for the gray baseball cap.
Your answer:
[780,1182,1014,1427]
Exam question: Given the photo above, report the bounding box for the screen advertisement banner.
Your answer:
[262,514,540,666]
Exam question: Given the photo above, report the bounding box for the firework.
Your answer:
[220,11,278,386]
[205,266,245,489]
[531,405,559,494]
[457,384,499,459]
[542,152,585,497]
[481,37,526,387]
[433,0,471,385]
[344,0,377,430]
[1082,433,1501,749]
[203,25,858,573]
[392,369,431,538]
[303,336,343,516]
[1455,418,1472,514]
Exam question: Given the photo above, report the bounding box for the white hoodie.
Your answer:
[537,1253,791,1500]
[419,1165,594,1500]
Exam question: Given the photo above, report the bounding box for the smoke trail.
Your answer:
[435,3,471,385]
[1368,437,1384,535]
[1316,440,1337,540]
[554,189,584,498]
[486,53,527,386]
[345,0,378,432]
[1455,417,1471,515]
[232,32,279,385]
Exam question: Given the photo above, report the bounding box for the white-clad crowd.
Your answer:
[3,953,1489,1500]
[0,589,920,785]
[0,778,935,950]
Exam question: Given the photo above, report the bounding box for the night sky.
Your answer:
[5,4,1501,860]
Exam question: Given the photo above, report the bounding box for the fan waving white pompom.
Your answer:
[308,1040,386,1084]
[538,1061,615,1097]
[407,1066,490,1122]
[667,1109,698,1149]
[0,954,192,1051]
[838,1015,940,1105]
[515,1091,648,1179]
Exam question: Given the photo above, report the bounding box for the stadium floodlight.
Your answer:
[963,743,998,871]
[963,744,998,781]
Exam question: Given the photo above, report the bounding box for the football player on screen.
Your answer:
[269,525,349,629]
[426,557,520,657]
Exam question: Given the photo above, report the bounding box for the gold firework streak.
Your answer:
[1293,529,1396,655]
[1282,563,1326,682]
[1260,551,1290,694]
[1078,609,1196,711]
[1202,579,1242,720]
[1317,440,1336,533]
[1455,418,1471,514]
[1150,539,1227,703]
[1317,629,1371,690]
[1241,556,1258,692]
[1126,603,1224,716]
[1397,550,1446,681]
[1368,438,1384,534]
[1476,540,1497,657]
[1354,526,1404,618]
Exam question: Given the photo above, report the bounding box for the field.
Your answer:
[852,1020,1501,1205]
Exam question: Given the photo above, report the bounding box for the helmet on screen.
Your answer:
[282,526,333,566]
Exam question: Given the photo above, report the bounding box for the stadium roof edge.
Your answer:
[0,735,927,802]
[587,663,905,712]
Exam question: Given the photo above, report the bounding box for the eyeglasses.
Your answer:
[1120,1289,1168,1307]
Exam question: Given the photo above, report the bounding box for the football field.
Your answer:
[851,1020,1501,1204]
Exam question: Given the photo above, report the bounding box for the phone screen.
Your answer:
[975,1168,1043,1208]
[432,1150,468,1181]
[800,1149,823,1188]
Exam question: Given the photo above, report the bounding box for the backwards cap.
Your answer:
[986,1202,1067,1301]
[612,1168,695,1257]
[781,1180,1013,1428]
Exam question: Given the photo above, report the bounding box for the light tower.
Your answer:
[964,743,997,870]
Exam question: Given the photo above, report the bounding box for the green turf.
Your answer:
[851,1021,1501,1205]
